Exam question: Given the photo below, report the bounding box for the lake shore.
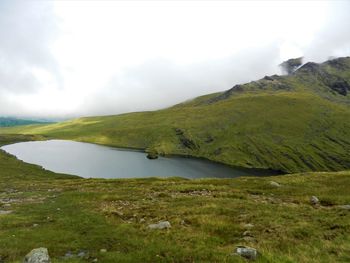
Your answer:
[1,139,282,179]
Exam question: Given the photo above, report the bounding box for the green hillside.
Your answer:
[1,57,350,173]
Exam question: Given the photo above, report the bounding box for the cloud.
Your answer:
[304,1,350,62]
[0,0,349,118]
[79,45,281,116]
[0,0,60,95]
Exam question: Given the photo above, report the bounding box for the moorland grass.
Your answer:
[0,135,349,262]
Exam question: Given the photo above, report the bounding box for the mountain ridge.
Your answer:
[0,117,52,127]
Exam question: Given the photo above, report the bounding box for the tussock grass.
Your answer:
[0,136,349,262]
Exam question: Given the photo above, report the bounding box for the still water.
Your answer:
[1,140,276,179]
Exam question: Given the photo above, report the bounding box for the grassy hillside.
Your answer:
[1,57,350,173]
[0,135,350,262]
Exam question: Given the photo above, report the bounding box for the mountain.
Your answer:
[0,117,52,127]
[1,57,350,173]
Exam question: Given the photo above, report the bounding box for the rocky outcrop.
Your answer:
[328,80,349,96]
[296,61,350,96]
[279,57,303,75]
[206,85,244,104]
[174,128,199,150]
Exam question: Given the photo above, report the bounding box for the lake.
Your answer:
[1,140,278,179]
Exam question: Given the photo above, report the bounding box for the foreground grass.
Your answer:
[0,136,349,262]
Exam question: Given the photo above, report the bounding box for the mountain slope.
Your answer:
[1,57,350,173]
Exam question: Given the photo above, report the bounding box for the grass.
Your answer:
[0,135,350,262]
[1,93,350,174]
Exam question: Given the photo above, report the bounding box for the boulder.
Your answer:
[234,246,258,260]
[148,221,171,230]
[23,248,50,263]
[146,152,158,159]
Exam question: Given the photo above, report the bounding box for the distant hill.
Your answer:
[0,117,51,127]
[1,57,350,173]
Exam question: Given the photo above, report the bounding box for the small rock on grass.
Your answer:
[77,251,87,258]
[234,246,258,260]
[100,249,107,253]
[339,205,350,210]
[63,252,73,259]
[269,181,281,187]
[243,223,254,229]
[23,247,50,263]
[310,196,319,206]
[148,221,171,230]
[0,210,12,215]
[243,230,253,237]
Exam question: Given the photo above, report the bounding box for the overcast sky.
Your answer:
[1,0,349,118]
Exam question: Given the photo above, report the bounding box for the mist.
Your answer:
[0,0,349,119]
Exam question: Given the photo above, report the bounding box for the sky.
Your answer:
[0,0,349,119]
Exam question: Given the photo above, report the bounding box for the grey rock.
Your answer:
[148,221,171,230]
[310,196,319,205]
[63,252,73,259]
[100,249,107,253]
[235,246,258,260]
[23,248,50,263]
[0,210,12,215]
[243,230,253,237]
[77,251,86,258]
[243,223,254,229]
[339,205,350,210]
[270,181,281,187]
